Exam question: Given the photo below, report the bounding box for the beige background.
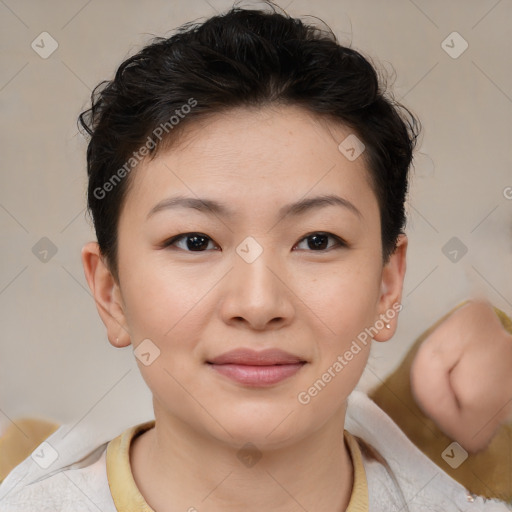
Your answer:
[1,0,511,434]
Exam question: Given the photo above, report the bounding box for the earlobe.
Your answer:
[373,234,408,342]
[81,241,131,348]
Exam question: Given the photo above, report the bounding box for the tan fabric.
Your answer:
[345,429,370,511]
[106,420,155,512]
[106,420,369,512]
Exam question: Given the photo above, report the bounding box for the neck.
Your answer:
[130,405,353,512]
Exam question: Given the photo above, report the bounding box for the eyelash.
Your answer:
[161,232,347,253]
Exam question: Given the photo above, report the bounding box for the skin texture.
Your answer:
[82,105,407,512]
[411,299,512,453]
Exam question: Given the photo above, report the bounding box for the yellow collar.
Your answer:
[106,421,368,511]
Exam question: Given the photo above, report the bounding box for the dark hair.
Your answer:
[78,2,420,282]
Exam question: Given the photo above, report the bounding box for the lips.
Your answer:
[207,348,307,386]
[207,348,306,366]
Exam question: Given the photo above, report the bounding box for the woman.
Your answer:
[0,3,510,511]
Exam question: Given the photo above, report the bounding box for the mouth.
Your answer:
[206,348,307,387]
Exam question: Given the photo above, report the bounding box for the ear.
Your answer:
[373,234,408,342]
[81,241,131,348]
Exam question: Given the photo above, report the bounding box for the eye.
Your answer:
[162,231,346,252]
[162,232,219,252]
[294,232,346,251]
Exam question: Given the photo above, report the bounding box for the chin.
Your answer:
[208,404,312,449]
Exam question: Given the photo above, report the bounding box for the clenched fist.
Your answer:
[410,300,512,453]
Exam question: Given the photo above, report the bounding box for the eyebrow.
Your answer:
[146,194,362,220]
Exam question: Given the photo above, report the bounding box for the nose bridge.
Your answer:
[233,239,280,300]
[221,236,292,328]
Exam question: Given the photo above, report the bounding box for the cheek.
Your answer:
[294,257,381,401]
[293,258,381,341]
[120,258,209,341]
[121,261,213,381]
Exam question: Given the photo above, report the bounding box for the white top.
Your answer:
[0,390,510,511]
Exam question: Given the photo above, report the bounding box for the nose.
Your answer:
[219,246,295,331]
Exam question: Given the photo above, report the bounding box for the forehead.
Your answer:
[122,105,377,219]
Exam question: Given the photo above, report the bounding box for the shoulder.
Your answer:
[0,443,116,512]
[347,391,512,511]
[0,414,151,511]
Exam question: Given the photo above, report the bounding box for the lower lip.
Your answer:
[208,363,305,386]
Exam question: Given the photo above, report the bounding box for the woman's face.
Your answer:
[97,105,406,448]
